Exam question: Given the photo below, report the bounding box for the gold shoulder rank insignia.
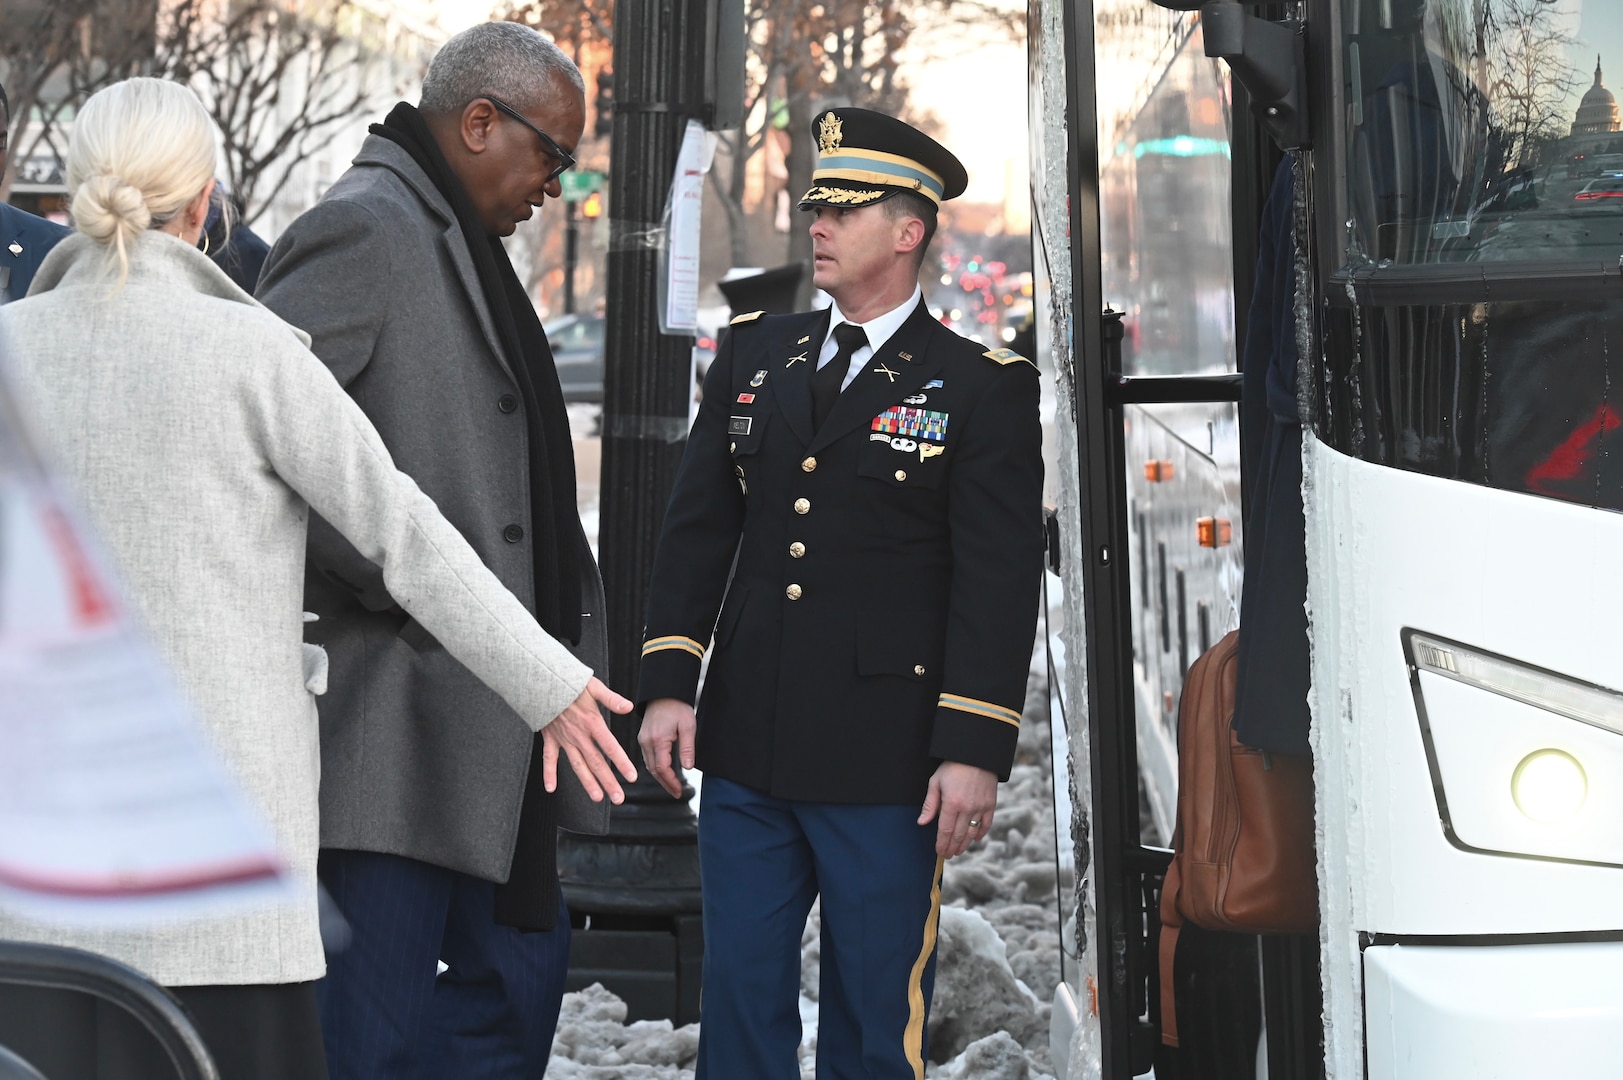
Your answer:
[983,348,1038,370]
[731,310,766,325]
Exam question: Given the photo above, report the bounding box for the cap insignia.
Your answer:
[818,112,844,155]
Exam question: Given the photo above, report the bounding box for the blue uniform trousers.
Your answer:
[315,849,571,1080]
[697,777,945,1080]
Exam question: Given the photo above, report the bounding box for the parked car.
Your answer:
[546,313,605,403]
[1573,177,1623,206]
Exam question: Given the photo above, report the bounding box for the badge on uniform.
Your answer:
[924,379,944,389]
[902,393,928,405]
[751,370,767,387]
[728,416,753,435]
[6,242,20,257]
[737,393,756,403]
[872,405,948,442]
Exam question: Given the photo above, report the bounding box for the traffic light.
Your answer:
[595,69,614,139]
[582,191,603,219]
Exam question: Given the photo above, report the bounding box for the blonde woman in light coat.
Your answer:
[0,77,636,1080]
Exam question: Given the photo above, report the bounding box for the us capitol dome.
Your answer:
[1571,56,1621,137]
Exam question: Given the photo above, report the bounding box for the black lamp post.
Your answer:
[555,0,713,1026]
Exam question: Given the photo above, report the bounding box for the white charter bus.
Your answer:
[1031,0,1623,1076]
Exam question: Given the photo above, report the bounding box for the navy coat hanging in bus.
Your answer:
[1233,155,1312,757]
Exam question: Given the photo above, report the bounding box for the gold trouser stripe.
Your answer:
[640,635,704,659]
[904,854,945,1079]
[938,693,1022,728]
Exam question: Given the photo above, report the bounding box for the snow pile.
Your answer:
[548,983,699,1078]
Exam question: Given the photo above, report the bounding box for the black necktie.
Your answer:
[813,322,867,429]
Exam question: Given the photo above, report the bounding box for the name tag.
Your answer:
[728,416,753,436]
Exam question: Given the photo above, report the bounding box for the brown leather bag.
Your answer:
[1157,630,1317,1046]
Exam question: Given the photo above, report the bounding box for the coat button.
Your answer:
[789,542,805,558]
[503,524,524,543]
[914,664,926,676]
[730,441,737,453]
[786,584,803,600]
[801,456,817,472]
[794,498,810,514]
[498,394,518,413]
[894,470,907,482]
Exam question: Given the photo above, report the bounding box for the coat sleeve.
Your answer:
[256,197,399,612]
[635,326,749,704]
[927,361,1045,779]
[249,329,592,732]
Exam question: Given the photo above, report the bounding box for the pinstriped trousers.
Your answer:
[314,849,570,1080]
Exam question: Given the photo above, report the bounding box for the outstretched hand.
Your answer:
[638,697,697,799]
[542,677,639,803]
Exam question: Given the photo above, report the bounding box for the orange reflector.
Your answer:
[1197,517,1233,548]
[1144,460,1174,482]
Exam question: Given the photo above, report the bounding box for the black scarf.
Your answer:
[373,103,580,933]
[372,102,582,646]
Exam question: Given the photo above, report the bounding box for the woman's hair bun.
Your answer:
[72,173,151,245]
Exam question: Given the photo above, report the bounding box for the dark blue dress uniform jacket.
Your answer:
[638,300,1045,806]
[0,203,70,304]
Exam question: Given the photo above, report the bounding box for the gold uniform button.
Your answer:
[730,441,737,453]
[794,498,811,514]
[790,542,806,558]
[801,456,817,472]
[914,665,926,676]
[786,584,803,600]
[894,469,907,482]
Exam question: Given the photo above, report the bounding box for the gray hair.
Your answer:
[420,22,584,115]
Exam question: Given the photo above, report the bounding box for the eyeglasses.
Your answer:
[484,95,575,185]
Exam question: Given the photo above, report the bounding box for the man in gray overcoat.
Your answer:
[258,23,614,1078]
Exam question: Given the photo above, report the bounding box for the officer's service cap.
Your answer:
[798,108,968,212]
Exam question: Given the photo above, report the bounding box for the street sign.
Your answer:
[561,170,606,203]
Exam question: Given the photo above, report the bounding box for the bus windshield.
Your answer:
[1342,0,1623,266]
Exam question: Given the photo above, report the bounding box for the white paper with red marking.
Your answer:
[0,352,292,926]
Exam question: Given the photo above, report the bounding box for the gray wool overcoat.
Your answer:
[257,135,610,887]
[0,231,594,985]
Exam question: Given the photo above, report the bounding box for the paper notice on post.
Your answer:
[0,349,292,927]
[661,120,717,334]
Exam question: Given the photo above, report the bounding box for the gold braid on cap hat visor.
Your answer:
[798,185,889,206]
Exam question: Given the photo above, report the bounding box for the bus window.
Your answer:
[1097,8,1236,377]
[1342,0,1623,266]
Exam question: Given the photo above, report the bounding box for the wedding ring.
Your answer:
[968,818,982,828]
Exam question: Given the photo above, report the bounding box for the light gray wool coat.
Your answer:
[0,231,593,986]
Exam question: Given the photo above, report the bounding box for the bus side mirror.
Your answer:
[1147,0,1312,150]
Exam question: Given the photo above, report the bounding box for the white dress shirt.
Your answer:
[815,285,924,391]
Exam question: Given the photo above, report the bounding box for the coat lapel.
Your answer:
[770,309,828,447]
[361,138,517,383]
[810,301,943,454]
[439,226,515,382]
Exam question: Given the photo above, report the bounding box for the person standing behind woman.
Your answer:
[0,77,636,1080]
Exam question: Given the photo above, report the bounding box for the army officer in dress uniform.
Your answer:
[637,107,1044,1078]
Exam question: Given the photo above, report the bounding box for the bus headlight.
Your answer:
[1406,631,1623,867]
[1510,749,1587,824]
